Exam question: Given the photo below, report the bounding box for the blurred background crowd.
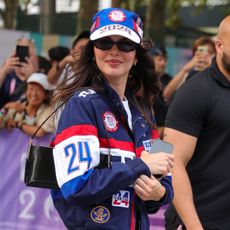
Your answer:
[0,0,227,138]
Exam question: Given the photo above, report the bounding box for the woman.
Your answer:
[51,8,174,230]
[0,72,54,137]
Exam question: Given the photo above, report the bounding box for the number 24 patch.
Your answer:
[112,190,130,208]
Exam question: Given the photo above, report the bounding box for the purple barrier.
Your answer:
[0,128,166,229]
[149,205,167,230]
[0,129,65,229]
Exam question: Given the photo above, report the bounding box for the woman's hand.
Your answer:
[1,56,20,73]
[15,57,34,81]
[193,50,212,71]
[134,175,166,201]
[4,101,25,112]
[5,119,17,131]
[140,151,174,176]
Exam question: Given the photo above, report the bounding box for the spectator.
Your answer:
[149,46,172,138]
[164,15,230,230]
[47,30,90,86]
[0,73,54,137]
[1,54,52,113]
[150,46,172,86]
[0,38,38,108]
[38,55,52,74]
[163,36,216,102]
[48,46,70,64]
[51,8,174,230]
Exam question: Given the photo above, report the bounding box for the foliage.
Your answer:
[1,0,228,43]
[0,0,32,28]
[77,0,98,33]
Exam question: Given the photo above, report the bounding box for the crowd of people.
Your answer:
[0,6,230,230]
[0,30,90,137]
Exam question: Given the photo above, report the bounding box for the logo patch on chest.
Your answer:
[112,190,130,208]
[103,112,119,132]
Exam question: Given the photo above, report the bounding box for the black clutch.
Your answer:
[24,139,59,189]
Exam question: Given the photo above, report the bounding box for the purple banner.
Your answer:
[149,205,167,230]
[0,128,166,229]
[0,129,65,230]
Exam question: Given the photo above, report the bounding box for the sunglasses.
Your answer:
[93,38,137,52]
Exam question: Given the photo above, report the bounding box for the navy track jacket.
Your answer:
[51,80,173,230]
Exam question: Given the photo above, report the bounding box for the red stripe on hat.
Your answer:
[133,21,139,34]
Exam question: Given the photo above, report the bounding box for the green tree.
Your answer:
[110,0,217,45]
[111,0,134,10]
[77,0,98,33]
[145,0,166,45]
[142,0,210,45]
[0,0,31,29]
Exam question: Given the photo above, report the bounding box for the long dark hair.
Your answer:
[51,40,161,123]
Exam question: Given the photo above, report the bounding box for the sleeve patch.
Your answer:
[53,135,100,189]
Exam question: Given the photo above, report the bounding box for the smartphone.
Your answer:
[195,45,209,71]
[150,139,173,179]
[197,45,208,53]
[16,45,29,63]
[150,139,173,154]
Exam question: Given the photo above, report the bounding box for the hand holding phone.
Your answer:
[140,139,174,176]
[197,45,208,53]
[194,45,210,71]
[16,45,29,63]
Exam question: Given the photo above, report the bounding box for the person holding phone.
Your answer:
[163,36,216,102]
[51,8,174,230]
[0,38,38,109]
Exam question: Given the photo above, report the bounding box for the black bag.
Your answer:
[24,98,70,189]
[23,98,70,189]
[24,139,59,189]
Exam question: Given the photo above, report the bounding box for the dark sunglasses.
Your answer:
[93,38,137,52]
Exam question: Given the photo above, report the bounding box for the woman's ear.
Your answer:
[134,58,138,66]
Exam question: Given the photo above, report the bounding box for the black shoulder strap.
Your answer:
[31,97,70,139]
